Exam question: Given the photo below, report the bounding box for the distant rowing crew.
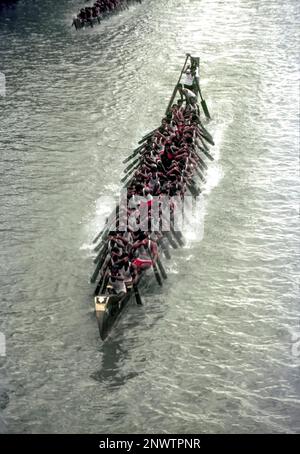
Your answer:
[72,0,142,30]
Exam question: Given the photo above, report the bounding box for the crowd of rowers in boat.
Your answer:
[94,73,213,297]
[72,0,142,28]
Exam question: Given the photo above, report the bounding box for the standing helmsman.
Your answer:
[181,66,195,91]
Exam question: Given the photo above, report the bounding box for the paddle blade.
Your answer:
[159,239,171,260]
[202,148,214,161]
[171,227,185,247]
[199,123,214,144]
[123,155,133,164]
[133,284,143,305]
[94,240,104,252]
[121,174,128,183]
[124,158,138,173]
[122,145,142,164]
[157,258,168,280]
[196,168,206,183]
[165,231,178,249]
[200,131,214,146]
[201,99,211,119]
[92,231,102,244]
[93,246,105,263]
[188,183,201,198]
[197,155,208,170]
[163,248,171,260]
[90,261,102,284]
[153,264,163,286]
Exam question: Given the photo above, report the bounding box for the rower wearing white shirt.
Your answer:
[181,67,194,91]
[178,84,197,105]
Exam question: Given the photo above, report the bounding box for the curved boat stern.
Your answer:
[94,293,129,340]
[94,295,111,340]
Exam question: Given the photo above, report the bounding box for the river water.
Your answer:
[0,0,299,434]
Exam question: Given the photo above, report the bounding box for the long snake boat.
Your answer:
[91,54,214,340]
[72,0,142,30]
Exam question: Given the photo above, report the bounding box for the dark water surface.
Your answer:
[0,0,299,434]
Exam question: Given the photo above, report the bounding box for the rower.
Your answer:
[131,232,153,271]
[148,236,158,262]
[92,5,100,19]
[141,188,153,217]
[85,7,93,24]
[148,170,161,195]
[181,67,194,92]
[178,84,197,106]
[128,193,139,210]
[121,260,137,287]
[111,245,127,264]
[109,265,127,297]
[72,16,81,29]
[78,8,86,21]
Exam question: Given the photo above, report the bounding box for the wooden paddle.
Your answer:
[197,135,210,151]
[94,266,108,295]
[121,163,139,183]
[93,243,106,263]
[99,273,109,295]
[91,246,108,283]
[194,76,211,120]
[138,128,157,145]
[92,204,120,245]
[195,152,208,170]
[195,166,207,183]
[198,128,215,146]
[196,140,214,161]
[147,246,163,286]
[122,144,144,164]
[133,283,143,305]
[91,256,105,285]
[165,53,190,115]
[94,238,106,252]
[158,237,171,260]
[198,121,214,144]
[187,182,201,198]
[92,225,106,244]
[164,231,178,249]
[170,224,185,247]
[201,147,214,162]
[156,256,167,280]
[124,157,140,174]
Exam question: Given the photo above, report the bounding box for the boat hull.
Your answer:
[91,54,213,341]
